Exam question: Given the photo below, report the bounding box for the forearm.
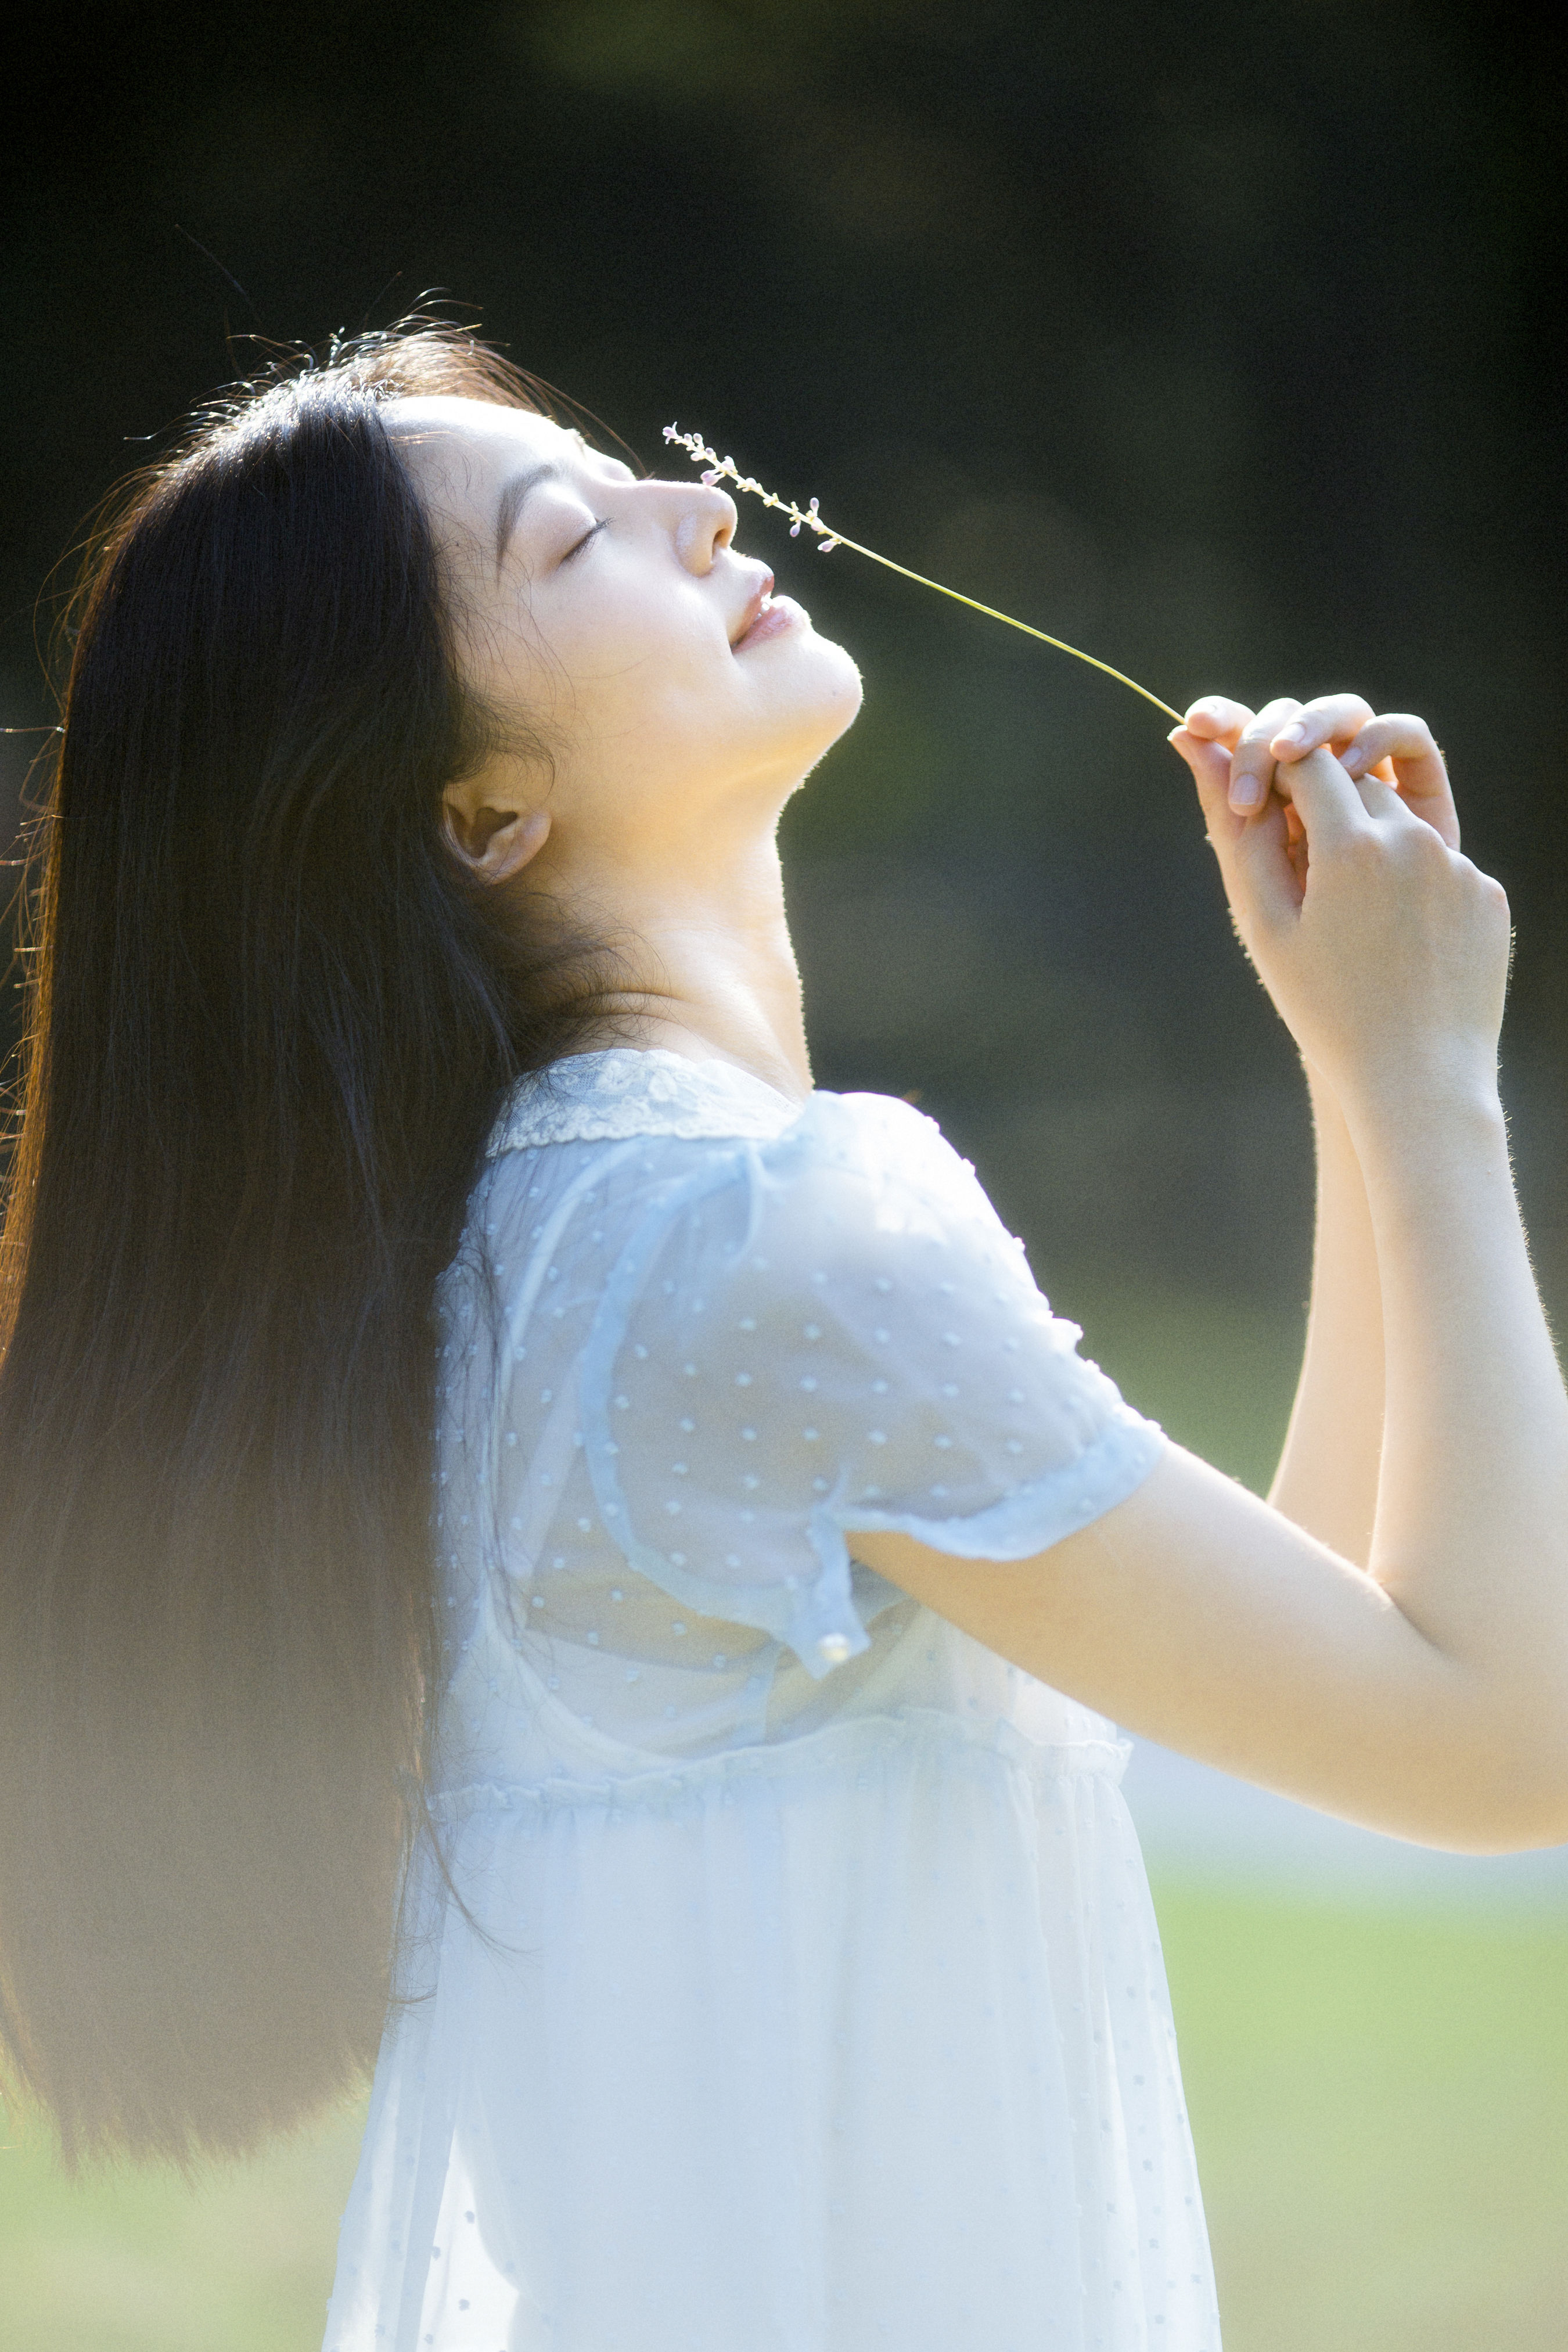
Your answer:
[1355,1078,1568,1787]
[1268,1069,1384,1562]
[864,1088,1568,1850]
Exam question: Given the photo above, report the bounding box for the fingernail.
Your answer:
[1275,721,1307,746]
[1341,747,1365,773]
[1231,775,1264,810]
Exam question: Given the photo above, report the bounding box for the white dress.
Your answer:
[322,1049,1221,2352]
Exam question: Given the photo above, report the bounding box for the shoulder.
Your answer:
[455,1084,1022,1323]
[751,1091,1017,1261]
[603,1090,1044,1337]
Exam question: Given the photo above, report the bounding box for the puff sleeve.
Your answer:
[581,1092,1165,1676]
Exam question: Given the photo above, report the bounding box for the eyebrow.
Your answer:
[494,462,562,576]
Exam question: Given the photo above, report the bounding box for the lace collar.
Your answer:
[485,1048,807,1155]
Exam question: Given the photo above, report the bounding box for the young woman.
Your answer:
[1,325,1563,2352]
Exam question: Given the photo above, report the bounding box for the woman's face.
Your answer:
[388,397,863,869]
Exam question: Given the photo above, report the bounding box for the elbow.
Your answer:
[1486,1786,1568,1855]
[1440,1731,1568,1855]
[1451,1808,1568,1858]
[1498,1709,1568,1850]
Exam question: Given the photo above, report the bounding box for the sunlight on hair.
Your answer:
[664,425,1183,724]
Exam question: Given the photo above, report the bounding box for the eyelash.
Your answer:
[563,519,606,562]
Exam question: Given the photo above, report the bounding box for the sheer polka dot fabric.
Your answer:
[321,1053,1217,2352]
[581,1088,1164,1674]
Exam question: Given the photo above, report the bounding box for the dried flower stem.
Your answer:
[664,426,1182,726]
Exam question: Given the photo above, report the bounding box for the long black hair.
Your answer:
[0,324,616,2173]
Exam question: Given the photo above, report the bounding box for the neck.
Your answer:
[531,821,813,1105]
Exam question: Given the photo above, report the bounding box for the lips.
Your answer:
[728,565,776,648]
[732,595,801,650]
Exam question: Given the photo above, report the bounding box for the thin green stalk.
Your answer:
[664,426,1184,727]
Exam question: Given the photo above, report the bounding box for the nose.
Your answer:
[672,484,736,573]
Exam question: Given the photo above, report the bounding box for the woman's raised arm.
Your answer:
[1188,690,1415,1567]
[855,723,1568,1854]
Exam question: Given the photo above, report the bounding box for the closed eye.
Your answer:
[562,519,606,563]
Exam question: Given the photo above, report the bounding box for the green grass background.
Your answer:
[8,1893,1565,2351]
[5,1285,1565,2348]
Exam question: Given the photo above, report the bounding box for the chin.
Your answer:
[734,634,864,799]
[804,632,864,739]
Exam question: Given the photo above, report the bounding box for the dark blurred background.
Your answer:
[7,16,1568,2340]
[5,0,1566,1484]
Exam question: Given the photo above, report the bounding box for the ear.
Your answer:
[441,789,552,883]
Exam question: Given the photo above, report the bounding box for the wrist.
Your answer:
[1340,1066,1506,1174]
[1310,1027,1498,1121]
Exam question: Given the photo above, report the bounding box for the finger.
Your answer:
[1340,713,1459,847]
[1229,789,1309,929]
[1170,725,1245,867]
[1268,693,1375,762]
[1346,771,1409,826]
[1168,724,1238,828]
[1229,696,1302,815]
[1182,695,1256,750]
[1171,725,1303,925]
[1271,741,1373,854]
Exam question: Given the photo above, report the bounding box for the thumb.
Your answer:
[1170,725,1301,933]
[1170,723,1244,872]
